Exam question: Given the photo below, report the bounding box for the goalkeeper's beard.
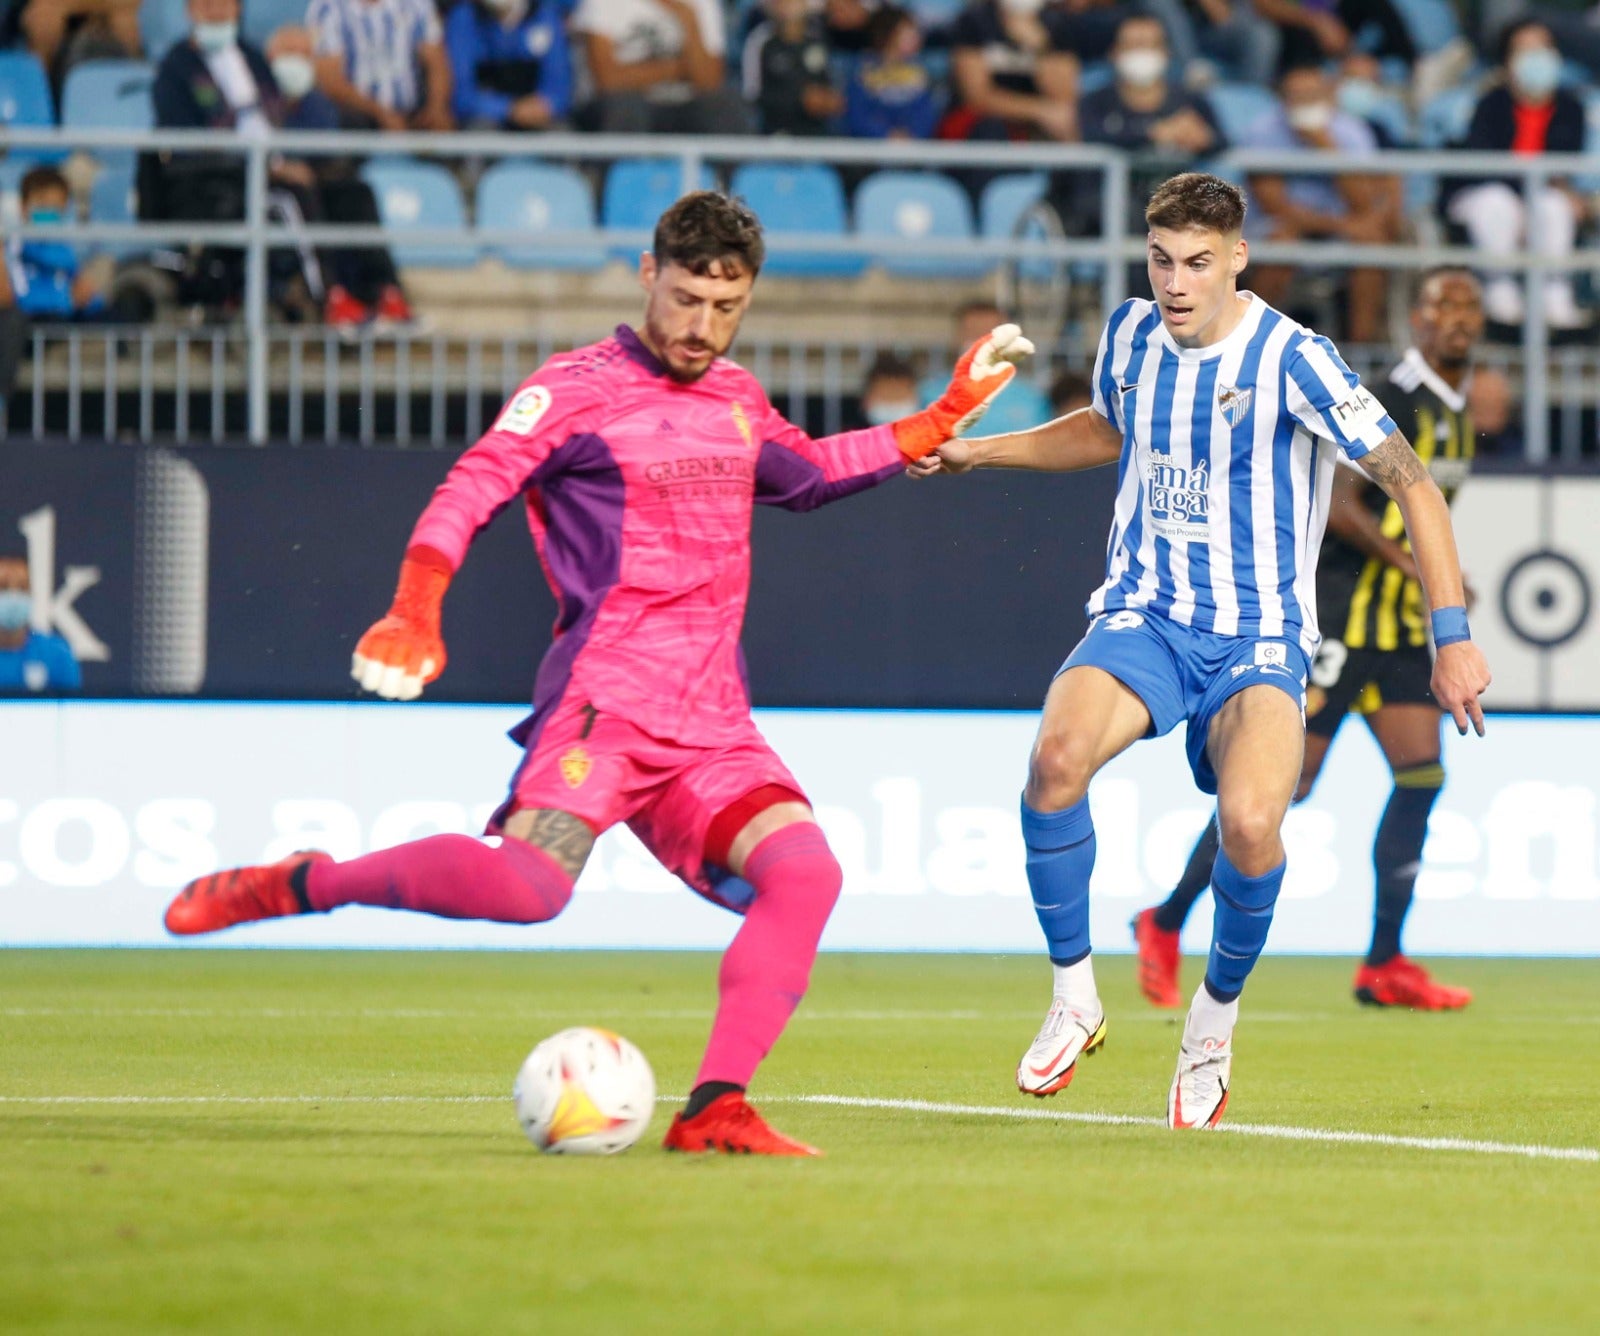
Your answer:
[642,316,737,384]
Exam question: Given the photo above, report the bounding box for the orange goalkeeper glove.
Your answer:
[892,323,1035,460]
[351,545,452,701]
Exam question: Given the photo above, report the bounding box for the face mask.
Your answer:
[1000,0,1045,16]
[1287,101,1334,134]
[194,20,238,54]
[1510,48,1562,98]
[1337,78,1383,120]
[866,400,917,426]
[0,591,31,632]
[27,207,63,225]
[1114,49,1167,88]
[270,53,315,100]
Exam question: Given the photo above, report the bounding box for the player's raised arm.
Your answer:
[1354,429,1490,736]
[757,324,1034,508]
[351,376,591,700]
[908,404,1124,477]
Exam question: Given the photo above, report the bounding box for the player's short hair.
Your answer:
[653,191,765,280]
[1414,265,1481,302]
[20,164,68,203]
[1145,173,1246,237]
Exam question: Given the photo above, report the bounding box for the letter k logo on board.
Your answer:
[17,505,108,661]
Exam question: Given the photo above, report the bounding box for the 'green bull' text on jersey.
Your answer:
[1089,294,1398,657]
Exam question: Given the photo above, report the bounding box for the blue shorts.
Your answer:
[1062,611,1310,795]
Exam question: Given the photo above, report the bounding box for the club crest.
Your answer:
[1218,384,1253,427]
[559,746,592,788]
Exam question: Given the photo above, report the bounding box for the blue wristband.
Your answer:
[1432,606,1470,647]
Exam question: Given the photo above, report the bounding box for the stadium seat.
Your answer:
[242,0,313,48]
[854,170,986,278]
[727,162,862,278]
[601,158,716,263]
[1207,81,1278,144]
[87,163,140,260]
[0,50,61,164]
[476,160,605,271]
[138,0,191,65]
[979,173,1046,242]
[360,159,477,268]
[60,60,154,172]
[1388,0,1460,52]
[1417,85,1476,148]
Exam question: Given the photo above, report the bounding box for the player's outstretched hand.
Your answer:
[1432,641,1491,737]
[905,438,977,480]
[350,547,452,701]
[892,323,1034,460]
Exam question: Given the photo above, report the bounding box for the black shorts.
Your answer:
[1305,639,1435,739]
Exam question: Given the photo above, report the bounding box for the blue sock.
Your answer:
[1021,797,1095,967]
[1205,848,1285,1003]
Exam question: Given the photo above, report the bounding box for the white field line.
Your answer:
[0,1091,1592,1164]
[0,1007,1328,1023]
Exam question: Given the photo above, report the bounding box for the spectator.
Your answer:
[944,0,1080,143]
[919,301,1051,435]
[0,554,81,693]
[742,0,842,136]
[857,350,919,427]
[572,0,753,134]
[1049,367,1092,416]
[1466,365,1522,456]
[267,25,415,326]
[444,0,572,131]
[1442,18,1588,330]
[0,165,107,321]
[844,5,940,140]
[147,1,413,327]
[1242,61,1400,344]
[1141,0,1278,86]
[1252,0,1415,75]
[1333,51,1403,147]
[308,0,454,131]
[20,0,140,84]
[1049,13,1223,234]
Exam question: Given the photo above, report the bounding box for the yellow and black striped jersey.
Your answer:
[1316,348,1474,651]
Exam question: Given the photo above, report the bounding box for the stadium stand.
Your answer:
[726,161,861,278]
[476,160,606,272]
[601,158,718,263]
[854,169,986,279]
[0,49,61,163]
[361,158,477,269]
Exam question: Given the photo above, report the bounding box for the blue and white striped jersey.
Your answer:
[1088,294,1397,655]
[308,0,442,116]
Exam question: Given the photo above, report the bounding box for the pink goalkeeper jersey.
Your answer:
[410,326,906,745]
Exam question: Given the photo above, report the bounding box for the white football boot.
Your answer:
[1167,1002,1233,1129]
[1016,996,1107,1097]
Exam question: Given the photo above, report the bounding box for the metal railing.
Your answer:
[2,127,1595,458]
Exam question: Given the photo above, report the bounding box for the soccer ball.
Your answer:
[513,1027,656,1155]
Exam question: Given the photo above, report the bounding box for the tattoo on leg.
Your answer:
[1359,430,1427,491]
[507,808,594,878]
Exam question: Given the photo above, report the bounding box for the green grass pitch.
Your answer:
[3,950,1597,1333]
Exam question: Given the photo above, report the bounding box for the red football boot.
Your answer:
[164,852,331,936]
[1132,907,1182,1009]
[1353,955,1473,1011]
[662,1092,820,1157]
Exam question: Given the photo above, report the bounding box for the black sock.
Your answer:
[287,858,315,914]
[682,1080,744,1119]
[1152,817,1221,934]
[1366,765,1443,967]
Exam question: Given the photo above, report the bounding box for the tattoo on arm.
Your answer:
[1358,430,1428,493]
[505,808,595,878]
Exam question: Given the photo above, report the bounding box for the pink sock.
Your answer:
[306,834,574,924]
[695,823,843,1088]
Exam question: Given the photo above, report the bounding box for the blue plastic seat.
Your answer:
[360,158,478,268]
[138,0,192,64]
[1388,0,1460,52]
[476,160,604,271]
[601,158,715,262]
[1417,85,1476,148]
[727,162,861,278]
[979,173,1046,241]
[242,0,315,48]
[61,60,155,172]
[853,170,985,278]
[0,50,62,164]
[88,163,140,259]
[1207,81,1279,144]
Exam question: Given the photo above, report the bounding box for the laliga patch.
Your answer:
[495,385,553,436]
[1330,386,1385,436]
[558,746,593,789]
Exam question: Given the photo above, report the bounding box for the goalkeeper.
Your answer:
[164,191,1031,1158]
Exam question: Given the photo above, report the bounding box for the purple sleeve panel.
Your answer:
[408,373,598,568]
[754,439,903,512]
